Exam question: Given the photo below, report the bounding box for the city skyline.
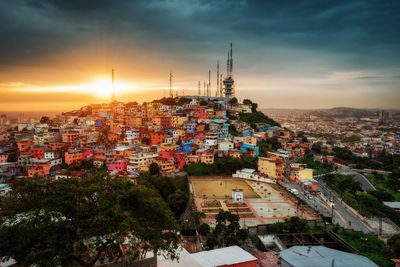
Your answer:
[1,0,400,111]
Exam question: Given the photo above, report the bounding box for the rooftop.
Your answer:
[279,246,377,267]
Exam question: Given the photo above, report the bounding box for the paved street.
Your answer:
[280,176,372,233]
[336,165,376,191]
[351,172,376,191]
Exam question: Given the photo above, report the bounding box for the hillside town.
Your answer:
[267,108,400,160]
[0,97,313,186]
[1,95,400,266]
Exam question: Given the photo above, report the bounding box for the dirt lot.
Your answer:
[191,178,260,199]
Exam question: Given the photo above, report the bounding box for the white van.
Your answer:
[289,188,299,196]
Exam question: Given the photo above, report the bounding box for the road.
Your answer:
[316,181,372,233]
[352,172,376,191]
[337,165,376,191]
[280,177,372,233]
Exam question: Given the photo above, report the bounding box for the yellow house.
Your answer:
[171,115,187,127]
[243,136,258,146]
[160,143,177,152]
[155,158,175,174]
[200,154,214,165]
[258,156,284,179]
[296,168,313,181]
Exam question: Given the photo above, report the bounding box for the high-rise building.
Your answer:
[0,114,6,125]
[18,113,24,124]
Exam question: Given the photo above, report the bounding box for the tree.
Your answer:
[40,116,50,124]
[251,103,258,113]
[177,97,191,105]
[149,162,160,176]
[199,99,208,106]
[199,223,211,236]
[0,175,179,266]
[269,217,310,233]
[229,97,238,105]
[213,211,245,247]
[243,99,252,105]
[311,143,322,154]
[6,152,18,162]
[205,236,219,250]
[189,211,206,229]
[388,234,400,257]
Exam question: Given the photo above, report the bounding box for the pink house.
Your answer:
[82,148,93,160]
[0,154,8,163]
[108,160,129,173]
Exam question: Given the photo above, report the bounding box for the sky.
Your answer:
[0,0,399,111]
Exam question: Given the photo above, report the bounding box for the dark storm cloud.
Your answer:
[0,1,398,63]
[0,0,399,78]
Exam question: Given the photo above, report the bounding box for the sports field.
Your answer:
[191,179,260,199]
[190,176,319,226]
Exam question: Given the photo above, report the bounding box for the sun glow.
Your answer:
[86,77,137,99]
[11,77,139,99]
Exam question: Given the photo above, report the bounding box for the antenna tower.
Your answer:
[198,81,201,96]
[169,72,173,98]
[111,68,116,102]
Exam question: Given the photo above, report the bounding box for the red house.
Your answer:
[150,132,164,145]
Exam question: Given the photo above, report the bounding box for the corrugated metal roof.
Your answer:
[279,246,378,267]
[190,246,257,267]
[383,202,400,209]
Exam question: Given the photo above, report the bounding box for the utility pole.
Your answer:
[216,60,219,97]
[111,68,116,102]
[169,71,173,98]
[198,81,201,96]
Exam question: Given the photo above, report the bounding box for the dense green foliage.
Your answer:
[324,174,362,195]
[342,135,361,143]
[338,231,393,267]
[185,156,257,176]
[199,223,211,236]
[239,111,280,128]
[205,211,248,250]
[333,147,400,172]
[323,174,400,226]
[388,233,400,258]
[258,137,282,156]
[149,162,160,176]
[367,173,400,201]
[269,216,311,234]
[0,175,179,266]
[140,172,189,218]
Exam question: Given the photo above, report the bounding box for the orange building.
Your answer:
[17,140,33,151]
[64,150,82,165]
[228,150,242,158]
[62,132,80,145]
[28,164,51,177]
[49,142,65,151]
[150,132,164,145]
[155,157,175,175]
[200,153,214,165]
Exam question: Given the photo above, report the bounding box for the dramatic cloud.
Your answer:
[0,0,399,110]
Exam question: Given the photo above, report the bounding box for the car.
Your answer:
[307,194,313,200]
[289,188,299,196]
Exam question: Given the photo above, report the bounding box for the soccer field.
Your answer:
[191,179,260,199]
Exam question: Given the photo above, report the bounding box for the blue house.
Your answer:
[182,144,194,152]
[240,143,259,156]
